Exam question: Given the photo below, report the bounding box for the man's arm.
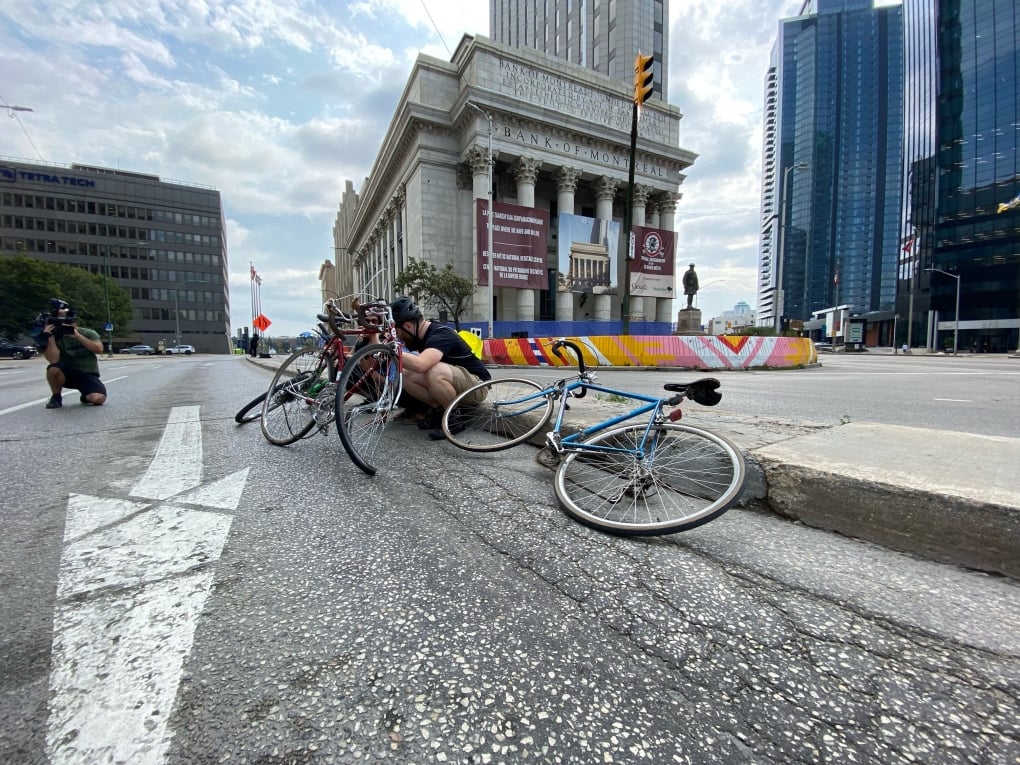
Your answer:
[401,347,443,373]
[42,329,60,363]
[72,328,104,355]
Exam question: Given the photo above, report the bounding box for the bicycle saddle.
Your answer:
[663,378,722,406]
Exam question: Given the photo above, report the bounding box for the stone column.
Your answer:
[658,191,687,326]
[628,185,652,323]
[468,146,494,326]
[513,156,542,323]
[593,176,618,323]
[556,167,581,322]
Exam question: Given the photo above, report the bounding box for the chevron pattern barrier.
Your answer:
[482,335,817,369]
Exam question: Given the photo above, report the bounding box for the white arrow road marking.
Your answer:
[130,405,203,500]
[46,406,247,765]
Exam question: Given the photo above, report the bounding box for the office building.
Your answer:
[757,0,904,335]
[331,34,695,335]
[899,0,1019,353]
[0,159,231,353]
[490,0,669,101]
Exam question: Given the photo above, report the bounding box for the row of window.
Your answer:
[2,216,221,248]
[135,307,224,323]
[1,191,220,229]
[6,238,222,265]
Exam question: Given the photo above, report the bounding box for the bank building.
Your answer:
[326,32,696,336]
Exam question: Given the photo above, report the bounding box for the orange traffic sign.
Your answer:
[253,314,271,332]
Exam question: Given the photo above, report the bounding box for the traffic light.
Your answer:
[633,53,654,105]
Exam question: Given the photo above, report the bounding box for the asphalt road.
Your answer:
[1,354,1018,764]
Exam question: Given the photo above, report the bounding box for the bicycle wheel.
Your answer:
[335,343,401,475]
[260,348,332,446]
[554,423,745,536]
[234,391,267,423]
[442,378,554,452]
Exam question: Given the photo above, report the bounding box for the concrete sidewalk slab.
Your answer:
[752,423,1020,579]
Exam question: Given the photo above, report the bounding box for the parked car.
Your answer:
[0,339,38,360]
[119,344,156,355]
[163,344,195,355]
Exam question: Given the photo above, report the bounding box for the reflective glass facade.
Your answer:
[759,0,904,327]
[928,0,1020,352]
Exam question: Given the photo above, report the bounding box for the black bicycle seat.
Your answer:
[663,378,722,406]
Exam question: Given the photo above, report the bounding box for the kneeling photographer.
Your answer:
[37,299,107,409]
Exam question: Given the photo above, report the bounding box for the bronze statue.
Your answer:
[682,263,699,309]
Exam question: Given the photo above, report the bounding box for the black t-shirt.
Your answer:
[421,324,490,381]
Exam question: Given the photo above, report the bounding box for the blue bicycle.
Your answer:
[442,339,746,536]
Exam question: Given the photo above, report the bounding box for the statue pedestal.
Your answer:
[674,308,704,335]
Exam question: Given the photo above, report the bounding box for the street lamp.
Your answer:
[102,249,113,356]
[776,162,809,332]
[925,267,961,355]
[467,101,495,339]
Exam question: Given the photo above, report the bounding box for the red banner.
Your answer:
[629,225,676,298]
[476,200,549,289]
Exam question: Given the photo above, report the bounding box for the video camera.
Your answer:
[33,298,78,342]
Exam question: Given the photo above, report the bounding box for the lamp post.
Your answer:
[776,162,809,332]
[102,249,113,356]
[467,101,495,339]
[925,267,960,355]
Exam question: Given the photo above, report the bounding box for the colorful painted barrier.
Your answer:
[482,335,816,369]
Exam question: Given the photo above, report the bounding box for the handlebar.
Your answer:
[550,339,588,374]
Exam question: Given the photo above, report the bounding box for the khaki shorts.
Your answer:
[449,365,489,407]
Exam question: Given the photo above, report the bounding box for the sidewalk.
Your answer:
[244,355,1020,579]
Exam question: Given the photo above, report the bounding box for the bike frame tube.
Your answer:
[551,379,666,456]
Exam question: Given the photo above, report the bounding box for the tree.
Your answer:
[430,264,475,330]
[0,255,132,340]
[392,260,475,329]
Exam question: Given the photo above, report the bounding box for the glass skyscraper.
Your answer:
[758,0,904,330]
[911,0,1019,352]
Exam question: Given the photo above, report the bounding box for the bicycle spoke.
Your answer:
[554,424,745,535]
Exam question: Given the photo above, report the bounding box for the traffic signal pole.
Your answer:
[622,53,654,336]
[622,101,638,335]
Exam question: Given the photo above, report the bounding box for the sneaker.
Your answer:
[428,410,466,441]
[417,407,443,430]
[46,395,63,409]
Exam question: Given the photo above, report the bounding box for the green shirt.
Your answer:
[56,327,101,376]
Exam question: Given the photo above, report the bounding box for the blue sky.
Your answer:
[0,0,865,336]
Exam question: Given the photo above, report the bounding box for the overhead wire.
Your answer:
[1,95,45,160]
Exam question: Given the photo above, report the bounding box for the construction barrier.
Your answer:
[482,335,816,369]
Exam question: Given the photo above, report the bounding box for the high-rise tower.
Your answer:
[489,0,669,101]
[757,0,904,329]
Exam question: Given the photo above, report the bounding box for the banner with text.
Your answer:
[556,212,621,294]
[629,225,676,298]
[476,200,550,289]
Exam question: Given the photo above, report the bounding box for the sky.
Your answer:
[2,0,839,337]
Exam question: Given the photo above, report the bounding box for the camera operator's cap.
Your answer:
[49,298,70,311]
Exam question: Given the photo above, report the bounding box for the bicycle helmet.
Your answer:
[390,296,423,324]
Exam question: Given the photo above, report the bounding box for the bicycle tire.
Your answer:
[234,391,268,423]
[260,349,332,445]
[554,423,745,536]
[442,378,554,451]
[335,343,402,475]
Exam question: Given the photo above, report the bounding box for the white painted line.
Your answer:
[130,406,203,500]
[0,376,128,417]
[933,398,972,402]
